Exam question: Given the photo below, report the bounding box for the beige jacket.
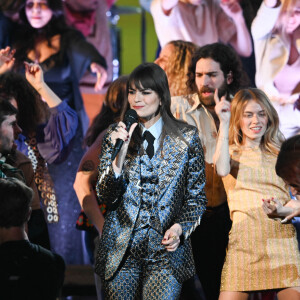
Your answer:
[252,2,300,97]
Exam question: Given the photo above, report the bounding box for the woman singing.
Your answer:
[95,62,207,299]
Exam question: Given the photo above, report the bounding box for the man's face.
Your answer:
[195,58,227,108]
[0,115,20,155]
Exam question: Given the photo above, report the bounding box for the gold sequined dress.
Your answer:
[220,146,300,291]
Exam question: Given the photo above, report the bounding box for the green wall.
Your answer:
[115,0,158,75]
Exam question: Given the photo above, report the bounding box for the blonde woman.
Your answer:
[214,88,300,299]
[155,40,198,97]
[252,0,300,138]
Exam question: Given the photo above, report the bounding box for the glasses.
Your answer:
[26,2,49,10]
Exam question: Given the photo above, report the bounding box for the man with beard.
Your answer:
[0,97,50,249]
[171,43,249,300]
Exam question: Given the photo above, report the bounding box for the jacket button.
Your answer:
[160,206,165,210]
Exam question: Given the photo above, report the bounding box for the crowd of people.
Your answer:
[0,0,300,299]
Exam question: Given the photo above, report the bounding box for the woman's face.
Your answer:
[25,0,53,29]
[284,1,300,34]
[128,83,161,127]
[240,99,268,147]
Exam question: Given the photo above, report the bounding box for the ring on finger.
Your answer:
[172,235,177,241]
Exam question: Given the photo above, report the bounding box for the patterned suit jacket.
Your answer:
[95,125,207,283]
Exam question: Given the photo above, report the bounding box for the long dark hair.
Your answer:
[0,71,48,134]
[84,75,129,147]
[127,62,192,154]
[13,0,75,68]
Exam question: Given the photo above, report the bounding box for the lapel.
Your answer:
[152,134,186,199]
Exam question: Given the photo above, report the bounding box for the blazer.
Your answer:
[95,124,207,283]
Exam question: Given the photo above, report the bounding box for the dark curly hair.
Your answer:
[186,43,250,95]
[0,71,48,134]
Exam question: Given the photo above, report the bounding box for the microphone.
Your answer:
[111,109,138,161]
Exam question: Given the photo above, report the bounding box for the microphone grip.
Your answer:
[111,138,124,161]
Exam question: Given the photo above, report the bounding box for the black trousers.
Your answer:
[189,202,232,300]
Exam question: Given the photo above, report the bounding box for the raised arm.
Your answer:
[251,0,281,40]
[213,90,231,177]
[220,0,252,57]
[25,62,62,108]
[25,62,78,164]
[0,46,15,74]
[96,122,137,208]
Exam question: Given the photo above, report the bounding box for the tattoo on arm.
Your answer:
[81,160,95,173]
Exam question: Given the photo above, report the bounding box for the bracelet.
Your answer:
[218,136,229,140]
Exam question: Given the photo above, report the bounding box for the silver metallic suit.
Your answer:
[95,125,207,299]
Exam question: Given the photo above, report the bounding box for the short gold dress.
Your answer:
[220,146,300,291]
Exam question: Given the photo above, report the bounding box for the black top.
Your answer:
[0,240,65,300]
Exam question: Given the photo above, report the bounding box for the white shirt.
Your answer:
[141,117,163,154]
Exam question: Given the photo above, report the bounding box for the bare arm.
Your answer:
[251,0,281,40]
[213,90,231,177]
[25,63,62,108]
[220,0,252,57]
[73,131,106,234]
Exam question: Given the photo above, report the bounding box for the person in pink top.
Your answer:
[150,0,252,57]
[252,0,300,138]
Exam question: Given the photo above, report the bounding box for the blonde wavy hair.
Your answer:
[274,0,300,32]
[229,88,284,155]
[163,40,198,97]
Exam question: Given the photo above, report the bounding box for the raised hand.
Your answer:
[90,62,108,92]
[111,121,138,173]
[0,47,15,74]
[214,89,231,124]
[220,0,243,21]
[24,62,44,92]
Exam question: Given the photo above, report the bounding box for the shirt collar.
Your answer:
[141,117,163,141]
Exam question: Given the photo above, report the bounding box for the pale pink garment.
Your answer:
[150,0,236,47]
[272,56,300,138]
[274,56,300,97]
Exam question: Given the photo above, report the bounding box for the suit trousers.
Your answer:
[103,226,181,300]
